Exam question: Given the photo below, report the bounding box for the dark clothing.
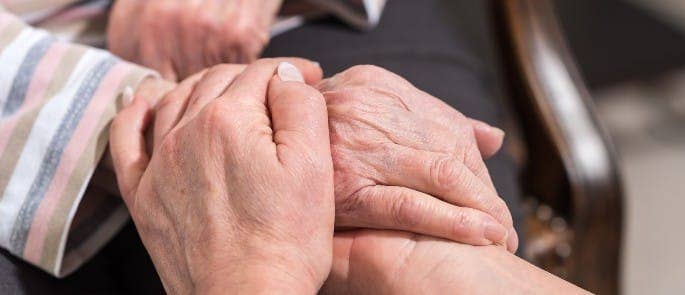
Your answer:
[0,0,522,293]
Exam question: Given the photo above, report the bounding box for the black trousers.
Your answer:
[0,1,522,293]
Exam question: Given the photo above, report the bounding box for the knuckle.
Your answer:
[150,2,180,23]
[343,65,390,82]
[154,92,180,113]
[325,88,372,116]
[199,102,235,133]
[154,1,178,15]
[230,20,252,39]
[489,198,513,226]
[208,63,237,74]
[463,146,485,171]
[391,193,425,228]
[451,210,479,239]
[257,57,277,67]
[429,157,464,190]
[192,9,219,32]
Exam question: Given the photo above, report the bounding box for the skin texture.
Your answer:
[321,230,591,295]
[318,65,518,251]
[109,59,332,294]
[122,62,516,250]
[107,0,282,80]
[107,62,517,253]
[108,61,585,293]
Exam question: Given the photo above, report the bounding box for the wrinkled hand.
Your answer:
[321,230,588,295]
[108,0,282,80]
[318,65,518,251]
[109,59,332,294]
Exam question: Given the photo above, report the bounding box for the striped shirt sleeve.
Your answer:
[0,9,156,277]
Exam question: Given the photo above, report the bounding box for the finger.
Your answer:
[427,107,498,189]
[153,71,205,149]
[180,64,245,122]
[177,2,208,80]
[337,185,510,250]
[470,119,505,159]
[219,58,323,106]
[367,144,517,248]
[159,62,178,82]
[109,97,152,207]
[139,37,178,82]
[268,62,331,163]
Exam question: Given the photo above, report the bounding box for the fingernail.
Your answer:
[484,221,508,247]
[122,86,134,107]
[277,62,304,82]
[492,126,505,139]
[313,61,321,68]
[506,228,519,253]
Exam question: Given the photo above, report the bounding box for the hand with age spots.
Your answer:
[318,65,518,251]
[108,59,520,292]
[120,62,518,255]
[109,59,333,294]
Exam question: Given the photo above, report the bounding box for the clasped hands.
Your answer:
[109,59,519,294]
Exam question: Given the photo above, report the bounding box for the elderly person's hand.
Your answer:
[321,230,588,295]
[109,59,332,294]
[318,65,518,251]
[133,62,517,252]
[108,0,282,80]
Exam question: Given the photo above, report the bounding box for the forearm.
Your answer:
[198,266,319,295]
[423,243,589,294]
[386,236,588,294]
[193,241,326,295]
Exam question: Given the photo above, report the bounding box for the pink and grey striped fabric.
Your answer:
[0,8,154,277]
[0,0,386,278]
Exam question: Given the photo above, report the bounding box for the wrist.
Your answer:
[193,241,328,295]
[196,262,320,295]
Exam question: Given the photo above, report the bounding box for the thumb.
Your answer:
[268,62,331,166]
[109,95,152,207]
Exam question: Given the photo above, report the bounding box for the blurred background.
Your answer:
[556,0,685,293]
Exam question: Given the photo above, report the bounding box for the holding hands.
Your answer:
[110,60,520,293]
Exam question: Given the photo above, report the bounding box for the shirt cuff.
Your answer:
[0,10,157,277]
